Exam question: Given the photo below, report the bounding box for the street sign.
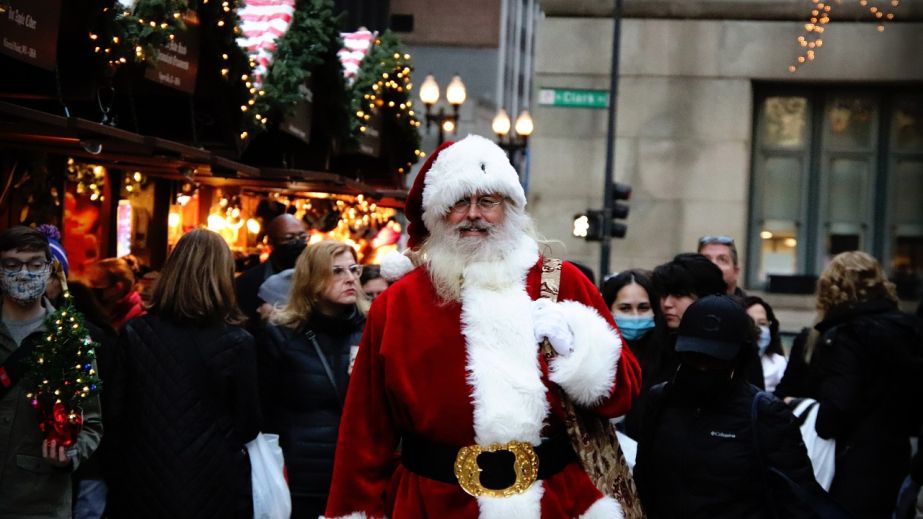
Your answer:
[538,88,609,109]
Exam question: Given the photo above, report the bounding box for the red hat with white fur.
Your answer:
[404,134,527,249]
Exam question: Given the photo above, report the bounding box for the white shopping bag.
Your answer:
[615,430,638,473]
[793,398,836,491]
[247,432,292,519]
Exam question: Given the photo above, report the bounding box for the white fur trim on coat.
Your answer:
[578,496,624,519]
[547,301,622,407]
[380,249,415,282]
[460,237,545,519]
[477,482,544,519]
[421,134,526,232]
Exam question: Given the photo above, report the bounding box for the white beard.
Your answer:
[424,207,539,302]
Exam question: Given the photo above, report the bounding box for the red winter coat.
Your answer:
[324,254,641,519]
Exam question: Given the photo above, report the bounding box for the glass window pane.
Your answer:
[891,159,923,300]
[893,159,923,227]
[824,94,877,149]
[826,158,870,224]
[761,156,802,219]
[762,97,808,149]
[823,158,870,258]
[892,236,923,300]
[892,95,923,150]
[758,221,798,280]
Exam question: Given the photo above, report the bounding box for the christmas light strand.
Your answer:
[789,0,901,73]
[350,32,424,175]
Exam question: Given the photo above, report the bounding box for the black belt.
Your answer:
[401,432,576,490]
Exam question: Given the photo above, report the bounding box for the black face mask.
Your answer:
[272,240,306,270]
[672,364,733,401]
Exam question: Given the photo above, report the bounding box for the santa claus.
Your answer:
[323,135,641,519]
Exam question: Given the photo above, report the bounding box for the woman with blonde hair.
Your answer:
[258,240,367,518]
[108,229,260,518]
[813,251,923,517]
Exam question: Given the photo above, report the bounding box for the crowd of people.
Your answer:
[0,133,921,518]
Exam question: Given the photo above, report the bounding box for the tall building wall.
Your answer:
[530,15,923,285]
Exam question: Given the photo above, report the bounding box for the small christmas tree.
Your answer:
[23,289,102,448]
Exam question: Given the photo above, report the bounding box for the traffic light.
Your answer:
[571,182,631,241]
[572,210,605,241]
[610,182,631,239]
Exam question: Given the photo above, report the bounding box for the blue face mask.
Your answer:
[757,325,772,355]
[614,314,655,341]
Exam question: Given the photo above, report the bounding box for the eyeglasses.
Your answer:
[279,232,308,243]
[698,235,735,247]
[449,195,504,214]
[332,264,363,279]
[1,258,51,274]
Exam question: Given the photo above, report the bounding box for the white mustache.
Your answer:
[456,221,492,232]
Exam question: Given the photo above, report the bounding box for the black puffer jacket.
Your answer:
[108,315,261,519]
[258,308,365,503]
[635,378,821,519]
[814,299,923,518]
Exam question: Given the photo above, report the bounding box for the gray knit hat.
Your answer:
[258,268,294,306]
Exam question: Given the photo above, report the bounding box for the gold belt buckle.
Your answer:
[453,440,539,497]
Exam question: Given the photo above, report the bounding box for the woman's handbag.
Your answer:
[246,432,292,519]
[539,258,646,518]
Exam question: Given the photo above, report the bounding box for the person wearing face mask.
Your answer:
[0,226,103,519]
[602,269,663,439]
[235,213,308,332]
[634,294,824,518]
[744,296,787,394]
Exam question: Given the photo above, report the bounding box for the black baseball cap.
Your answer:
[675,294,750,360]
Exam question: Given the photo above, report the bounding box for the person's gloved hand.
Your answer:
[532,299,575,356]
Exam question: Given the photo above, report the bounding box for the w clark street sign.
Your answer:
[538,88,609,109]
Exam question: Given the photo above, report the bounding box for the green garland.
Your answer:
[248,0,349,135]
[23,297,102,414]
[348,30,423,175]
[92,0,189,69]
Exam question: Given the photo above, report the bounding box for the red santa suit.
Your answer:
[323,136,642,519]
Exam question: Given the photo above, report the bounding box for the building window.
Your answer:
[748,84,923,299]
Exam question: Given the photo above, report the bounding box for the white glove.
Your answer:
[531,299,575,356]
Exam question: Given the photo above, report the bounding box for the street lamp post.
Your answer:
[419,74,467,145]
[492,109,534,162]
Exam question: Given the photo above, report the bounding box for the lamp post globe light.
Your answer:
[419,74,467,145]
[492,108,533,160]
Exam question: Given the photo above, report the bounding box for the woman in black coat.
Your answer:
[812,251,923,518]
[108,229,260,518]
[601,269,667,439]
[259,240,368,518]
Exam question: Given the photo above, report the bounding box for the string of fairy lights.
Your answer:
[84,2,424,172]
[356,47,425,174]
[88,0,264,139]
[789,0,901,73]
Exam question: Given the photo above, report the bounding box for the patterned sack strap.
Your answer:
[539,258,646,519]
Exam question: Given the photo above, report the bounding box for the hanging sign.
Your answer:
[279,79,312,144]
[0,0,62,70]
[357,112,381,158]
[144,11,200,94]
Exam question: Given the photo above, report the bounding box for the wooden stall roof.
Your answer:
[0,102,407,208]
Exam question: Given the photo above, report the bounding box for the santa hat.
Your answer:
[405,134,526,249]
